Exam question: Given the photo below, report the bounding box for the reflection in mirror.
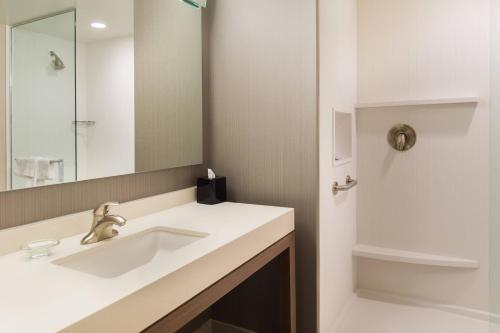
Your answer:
[0,0,203,192]
[11,10,77,189]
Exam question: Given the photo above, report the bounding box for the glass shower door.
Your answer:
[492,1,500,332]
[10,10,76,189]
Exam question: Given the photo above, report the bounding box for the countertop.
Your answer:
[0,201,294,333]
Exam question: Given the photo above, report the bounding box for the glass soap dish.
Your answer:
[21,239,60,259]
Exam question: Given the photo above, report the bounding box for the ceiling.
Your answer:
[0,0,134,43]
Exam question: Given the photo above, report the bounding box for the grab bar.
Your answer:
[333,176,358,195]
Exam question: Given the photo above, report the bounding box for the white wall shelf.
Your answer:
[355,97,479,109]
[334,157,352,167]
[353,244,479,269]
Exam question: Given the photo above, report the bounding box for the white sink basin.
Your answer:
[53,227,209,278]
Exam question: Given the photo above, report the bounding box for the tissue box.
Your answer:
[197,177,227,205]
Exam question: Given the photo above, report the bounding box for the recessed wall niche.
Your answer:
[333,109,353,167]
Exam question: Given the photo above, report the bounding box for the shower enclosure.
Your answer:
[9,10,76,189]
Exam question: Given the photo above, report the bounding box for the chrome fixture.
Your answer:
[333,176,358,195]
[14,157,63,165]
[73,120,97,127]
[81,202,127,245]
[388,124,417,152]
[180,0,207,8]
[49,159,64,165]
[50,51,65,70]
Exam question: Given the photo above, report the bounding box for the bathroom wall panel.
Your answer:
[0,25,5,190]
[491,0,500,317]
[0,165,203,230]
[358,0,487,104]
[205,1,318,332]
[135,0,203,173]
[84,37,135,180]
[76,42,88,180]
[318,0,358,331]
[357,0,490,312]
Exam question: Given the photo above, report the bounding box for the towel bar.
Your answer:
[15,158,63,165]
[333,176,358,195]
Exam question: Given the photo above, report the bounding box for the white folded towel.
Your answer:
[13,158,37,179]
[14,157,60,186]
[35,158,52,181]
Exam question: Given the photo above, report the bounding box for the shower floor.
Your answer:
[336,296,496,333]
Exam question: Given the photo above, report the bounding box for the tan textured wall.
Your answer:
[205,1,318,332]
[0,165,203,230]
[135,0,203,172]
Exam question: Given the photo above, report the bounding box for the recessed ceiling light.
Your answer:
[91,22,107,29]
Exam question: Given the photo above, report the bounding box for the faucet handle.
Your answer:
[94,202,119,216]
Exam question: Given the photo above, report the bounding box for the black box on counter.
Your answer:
[196,177,227,205]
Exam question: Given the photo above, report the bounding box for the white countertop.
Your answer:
[0,201,294,333]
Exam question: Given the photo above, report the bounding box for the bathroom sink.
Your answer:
[53,227,209,278]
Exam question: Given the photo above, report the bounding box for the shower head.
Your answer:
[50,51,65,70]
[180,0,207,8]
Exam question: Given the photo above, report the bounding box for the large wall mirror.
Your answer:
[0,0,203,192]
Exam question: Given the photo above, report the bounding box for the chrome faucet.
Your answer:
[81,202,127,245]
